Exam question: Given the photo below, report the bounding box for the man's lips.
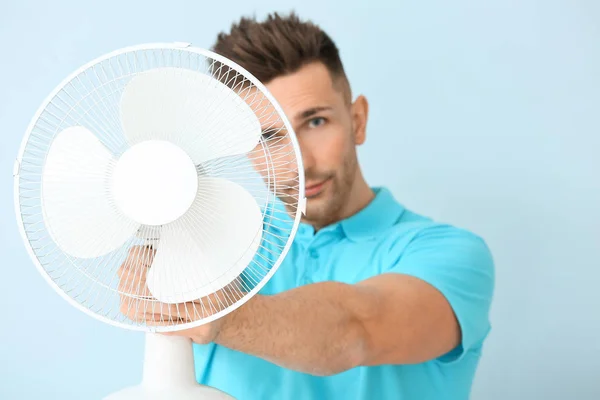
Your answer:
[305,178,330,197]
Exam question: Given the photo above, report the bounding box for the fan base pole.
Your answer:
[103,333,234,400]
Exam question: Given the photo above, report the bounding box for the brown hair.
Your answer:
[210,12,350,98]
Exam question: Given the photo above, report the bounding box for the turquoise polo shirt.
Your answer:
[193,187,495,400]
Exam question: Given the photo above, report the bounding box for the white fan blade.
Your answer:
[146,177,263,304]
[120,68,262,164]
[42,126,140,258]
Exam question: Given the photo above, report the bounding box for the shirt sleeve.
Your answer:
[386,224,495,363]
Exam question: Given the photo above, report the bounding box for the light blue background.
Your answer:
[1,1,598,399]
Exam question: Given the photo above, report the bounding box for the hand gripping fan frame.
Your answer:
[14,42,306,400]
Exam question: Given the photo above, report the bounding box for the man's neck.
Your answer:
[337,172,375,222]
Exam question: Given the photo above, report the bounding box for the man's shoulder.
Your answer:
[383,208,493,268]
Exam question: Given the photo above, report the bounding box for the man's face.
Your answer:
[251,62,368,228]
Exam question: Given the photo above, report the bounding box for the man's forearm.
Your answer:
[214,281,377,376]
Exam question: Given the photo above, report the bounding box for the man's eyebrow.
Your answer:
[295,106,332,121]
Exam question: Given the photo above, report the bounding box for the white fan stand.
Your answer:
[104,334,234,400]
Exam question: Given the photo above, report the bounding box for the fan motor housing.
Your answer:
[112,140,198,226]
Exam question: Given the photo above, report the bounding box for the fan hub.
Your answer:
[112,140,198,226]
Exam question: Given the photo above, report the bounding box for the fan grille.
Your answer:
[14,44,304,331]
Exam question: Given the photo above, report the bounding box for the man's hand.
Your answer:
[116,246,228,344]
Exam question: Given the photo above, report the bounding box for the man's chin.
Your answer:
[304,200,340,225]
[305,191,329,208]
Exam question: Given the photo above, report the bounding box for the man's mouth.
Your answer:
[305,178,331,198]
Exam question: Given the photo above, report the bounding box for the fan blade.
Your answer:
[120,68,262,165]
[42,126,140,258]
[146,177,263,304]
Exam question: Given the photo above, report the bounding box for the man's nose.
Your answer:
[297,135,315,170]
[300,147,315,172]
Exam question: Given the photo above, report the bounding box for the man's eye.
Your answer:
[308,117,326,128]
[262,130,277,140]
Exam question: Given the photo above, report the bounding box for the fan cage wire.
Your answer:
[14,43,305,332]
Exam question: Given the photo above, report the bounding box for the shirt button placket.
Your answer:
[302,243,318,285]
[302,245,319,285]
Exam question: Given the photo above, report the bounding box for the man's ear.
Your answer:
[351,95,369,145]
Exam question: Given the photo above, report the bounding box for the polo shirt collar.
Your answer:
[297,187,405,240]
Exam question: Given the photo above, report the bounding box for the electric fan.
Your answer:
[14,42,305,399]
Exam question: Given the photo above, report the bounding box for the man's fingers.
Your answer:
[117,245,218,325]
[117,247,154,296]
[117,257,150,280]
[118,271,150,296]
[124,246,156,268]
[119,298,206,324]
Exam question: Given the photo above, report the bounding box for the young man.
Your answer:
[119,12,494,400]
